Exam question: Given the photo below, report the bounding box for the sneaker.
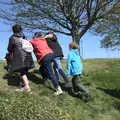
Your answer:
[16,87,24,92]
[16,87,31,92]
[82,92,92,102]
[25,88,31,92]
[54,86,63,95]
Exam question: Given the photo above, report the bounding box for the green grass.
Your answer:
[0,59,120,120]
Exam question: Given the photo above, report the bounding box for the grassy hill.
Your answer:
[0,59,120,120]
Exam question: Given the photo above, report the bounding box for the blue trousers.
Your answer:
[40,53,59,88]
[53,57,69,83]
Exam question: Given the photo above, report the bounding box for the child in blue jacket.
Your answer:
[67,42,90,100]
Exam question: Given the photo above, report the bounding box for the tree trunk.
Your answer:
[71,25,91,58]
[72,23,92,44]
[72,30,81,44]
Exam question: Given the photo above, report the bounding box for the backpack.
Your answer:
[20,38,33,53]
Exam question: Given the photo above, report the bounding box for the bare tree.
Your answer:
[0,0,118,44]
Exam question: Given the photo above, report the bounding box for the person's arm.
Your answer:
[7,36,14,53]
[44,34,53,39]
[67,52,72,76]
[57,41,64,58]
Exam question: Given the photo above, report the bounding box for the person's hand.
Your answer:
[44,34,53,39]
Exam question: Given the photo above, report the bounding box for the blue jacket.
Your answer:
[67,49,83,76]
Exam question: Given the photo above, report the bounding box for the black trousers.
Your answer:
[72,75,89,94]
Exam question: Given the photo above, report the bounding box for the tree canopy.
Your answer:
[0,0,118,44]
[92,3,120,49]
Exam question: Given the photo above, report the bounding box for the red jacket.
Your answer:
[30,38,53,62]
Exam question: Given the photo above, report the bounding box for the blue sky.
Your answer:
[0,22,120,60]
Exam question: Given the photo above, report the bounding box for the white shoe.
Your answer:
[54,86,63,96]
[16,87,31,92]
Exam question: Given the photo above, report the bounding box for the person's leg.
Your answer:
[44,62,63,95]
[21,74,30,91]
[39,65,48,82]
[42,54,63,95]
[72,75,92,101]
[54,58,69,83]
[72,75,89,94]
[42,60,59,88]
[53,61,60,81]
[20,69,31,91]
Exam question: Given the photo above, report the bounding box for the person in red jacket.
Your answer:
[30,32,63,95]
[44,32,72,89]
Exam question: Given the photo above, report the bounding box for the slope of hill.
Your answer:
[0,59,120,120]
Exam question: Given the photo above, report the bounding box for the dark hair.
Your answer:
[52,33,57,41]
[33,32,42,38]
[46,32,57,41]
[46,31,54,34]
[12,24,22,33]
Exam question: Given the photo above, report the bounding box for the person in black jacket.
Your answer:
[44,32,71,88]
[7,24,34,92]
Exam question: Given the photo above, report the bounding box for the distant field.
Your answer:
[0,59,120,120]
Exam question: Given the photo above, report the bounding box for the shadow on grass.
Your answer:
[28,70,55,91]
[59,82,91,102]
[3,73,20,86]
[3,70,54,91]
[2,69,43,87]
[113,102,120,111]
[28,72,44,85]
[97,87,120,99]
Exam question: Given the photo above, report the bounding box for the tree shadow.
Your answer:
[97,87,120,99]
[3,73,20,86]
